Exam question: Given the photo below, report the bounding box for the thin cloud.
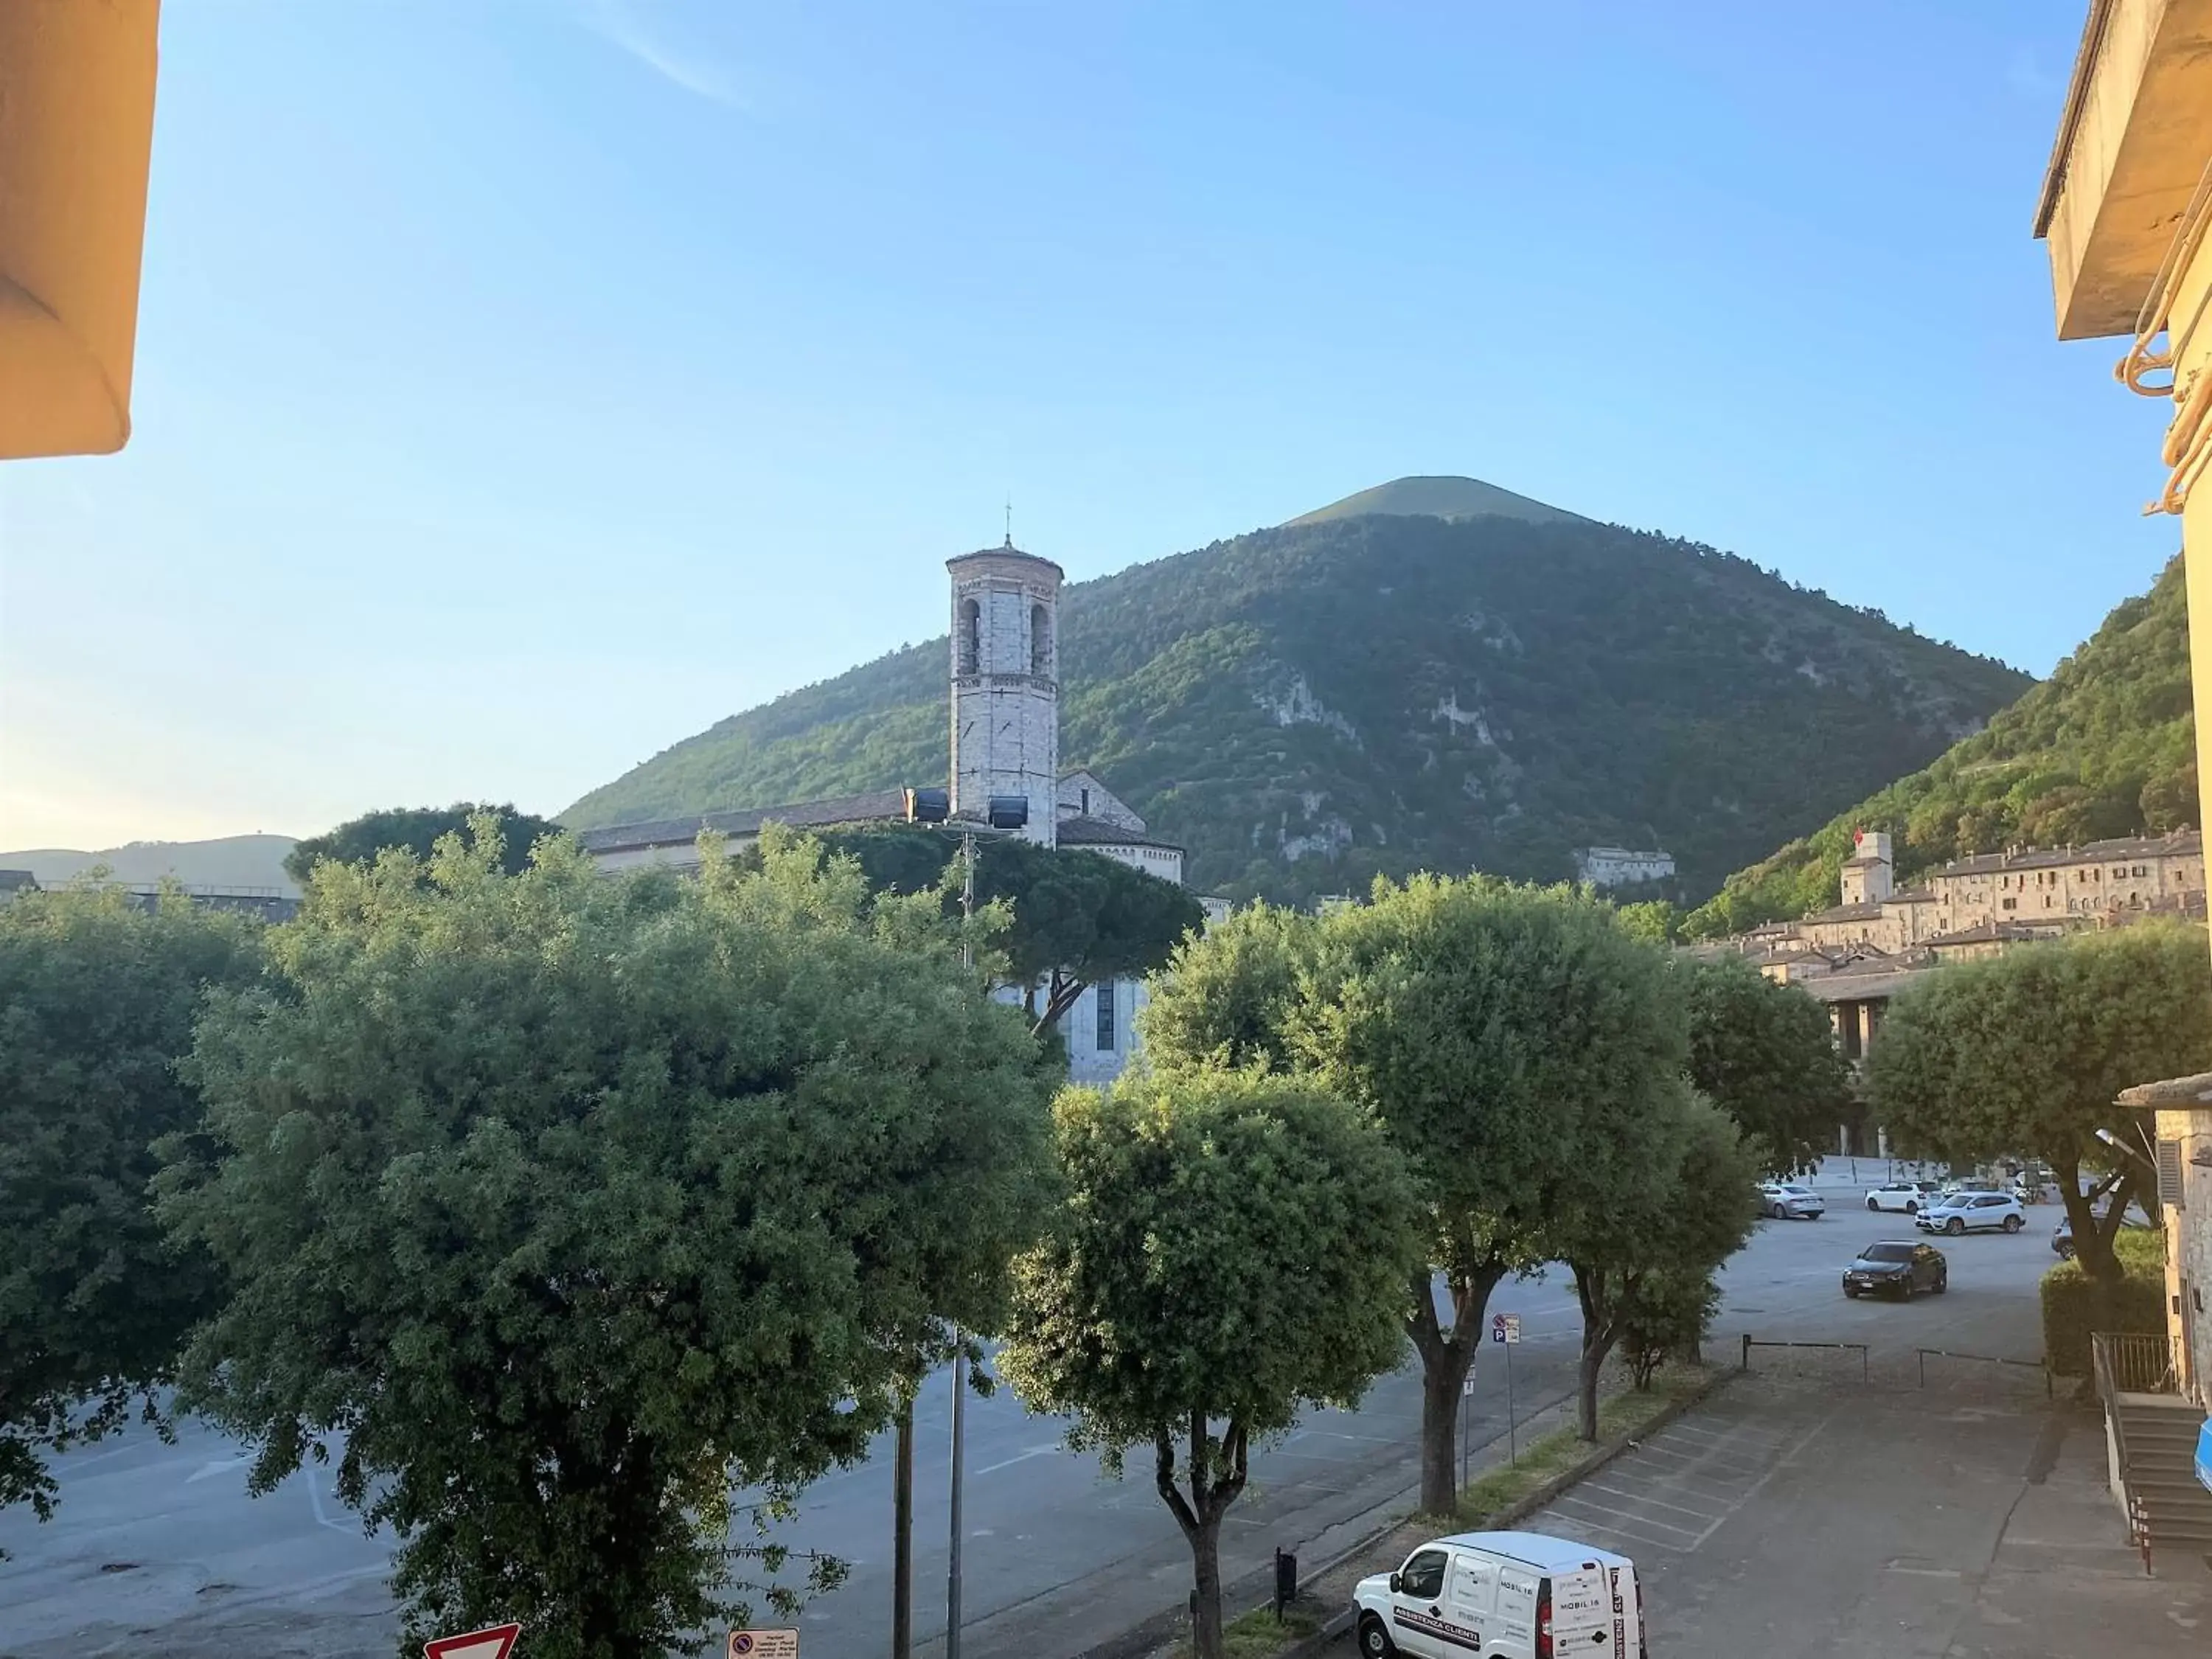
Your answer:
[577,0,747,109]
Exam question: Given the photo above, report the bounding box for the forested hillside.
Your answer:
[1687,554,2192,936]
[566,504,2028,906]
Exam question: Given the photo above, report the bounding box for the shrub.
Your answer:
[2041,1250,2166,1377]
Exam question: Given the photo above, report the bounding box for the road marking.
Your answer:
[974,1444,1062,1475]
[186,1455,255,1485]
[1574,1479,1722,1522]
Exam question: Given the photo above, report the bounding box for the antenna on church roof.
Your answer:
[1003,495,1013,549]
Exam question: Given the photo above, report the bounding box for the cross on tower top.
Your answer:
[1004,496,1013,549]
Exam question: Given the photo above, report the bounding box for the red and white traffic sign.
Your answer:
[424,1622,522,1659]
[728,1630,799,1658]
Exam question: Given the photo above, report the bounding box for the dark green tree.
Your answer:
[0,884,262,1536]
[158,823,1055,1659]
[998,1070,1420,1659]
[1679,955,1854,1177]
[1554,1088,1759,1436]
[284,801,563,883]
[1868,922,2212,1293]
[818,827,1203,1033]
[1142,874,1688,1512]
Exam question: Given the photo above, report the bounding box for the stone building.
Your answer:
[1573,846,1675,888]
[578,535,1206,1082]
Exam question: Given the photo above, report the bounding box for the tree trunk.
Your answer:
[1571,1266,1623,1441]
[1154,1413,1249,1659]
[2059,1158,2135,1295]
[1405,1259,1506,1514]
[1190,1516,1227,1659]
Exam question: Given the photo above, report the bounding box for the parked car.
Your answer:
[1841,1239,1948,1298]
[1865,1180,1930,1214]
[1916,1192,2027,1235]
[1759,1181,1826,1220]
[2051,1200,2155,1259]
[1354,1529,1644,1659]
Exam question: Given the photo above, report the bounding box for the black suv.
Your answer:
[1842,1239,1947,1299]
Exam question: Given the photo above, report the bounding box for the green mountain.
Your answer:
[565,490,2031,905]
[0,833,302,894]
[1687,554,2194,936]
[1284,474,1588,529]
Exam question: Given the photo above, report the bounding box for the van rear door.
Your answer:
[1546,1557,1626,1655]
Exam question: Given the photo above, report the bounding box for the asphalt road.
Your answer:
[0,1168,2064,1659]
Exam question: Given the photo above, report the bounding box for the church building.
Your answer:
[577,536,1206,1082]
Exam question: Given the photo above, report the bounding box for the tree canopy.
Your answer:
[998,1069,1419,1659]
[0,884,263,1535]
[157,823,1057,1658]
[1868,922,2212,1289]
[815,826,1203,1032]
[283,801,563,884]
[1141,873,1688,1512]
[1678,955,1854,1177]
[1553,1086,1759,1436]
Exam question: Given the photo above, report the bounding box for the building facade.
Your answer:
[2036,0,2212,1501]
[1573,846,1675,888]
[579,538,1206,1083]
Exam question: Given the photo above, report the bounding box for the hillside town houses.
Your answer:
[1701,827,2208,1074]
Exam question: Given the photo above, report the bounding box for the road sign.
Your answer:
[728,1630,800,1658]
[423,1624,521,1659]
[1461,1374,1475,1397]
[1492,1313,1520,1345]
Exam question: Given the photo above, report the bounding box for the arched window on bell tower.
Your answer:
[1031,602,1050,676]
[959,598,981,675]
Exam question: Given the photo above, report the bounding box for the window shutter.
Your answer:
[2156,1138,2185,1208]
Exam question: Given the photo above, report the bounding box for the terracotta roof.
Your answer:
[577,790,911,854]
[1798,967,1935,1004]
[2117,1071,2212,1108]
[1801,900,1886,925]
[1054,815,1183,854]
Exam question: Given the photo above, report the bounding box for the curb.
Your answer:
[1279,1368,1735,1658]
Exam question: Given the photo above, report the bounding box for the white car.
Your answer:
[1759,1181,1825,1220]
[1864,1180,1933,1214]
[1914,1191,2027,1235]
[1354,1529,1644,1659]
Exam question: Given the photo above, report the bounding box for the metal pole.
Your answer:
[947,832,975,1659]
[960,830,977,964]
[947,1332,967,1659]
[892,1395,914,1659]
[1505,1343,1515,1466]
[1458,1371,1470,1498]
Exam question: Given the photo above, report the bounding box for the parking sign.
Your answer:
[1491,1313,1520,1344]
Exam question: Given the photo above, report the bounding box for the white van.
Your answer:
[1352,1529,1644,1659]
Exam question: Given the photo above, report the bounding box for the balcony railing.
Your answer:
[2091,1330,2184,1398]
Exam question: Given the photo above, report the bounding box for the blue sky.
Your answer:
[0,0,2179,849]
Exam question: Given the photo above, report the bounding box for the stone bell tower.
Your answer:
[947,535,1062,846]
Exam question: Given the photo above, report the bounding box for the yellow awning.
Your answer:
[0,0,160,459]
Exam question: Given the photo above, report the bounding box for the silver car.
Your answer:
[1759,1181,1826,1220]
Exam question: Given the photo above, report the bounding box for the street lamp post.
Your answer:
[946,827,976,1659]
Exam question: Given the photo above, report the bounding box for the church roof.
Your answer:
[1055,815,1183,854]
[946,540,1064,579]
[577,789,911,854]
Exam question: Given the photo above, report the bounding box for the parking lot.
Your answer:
[1507,1183,2211,1658]
[0,1168,2072,1659]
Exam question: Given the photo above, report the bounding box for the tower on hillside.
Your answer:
[1840,828,1895,905]
[948,536,1062,846]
